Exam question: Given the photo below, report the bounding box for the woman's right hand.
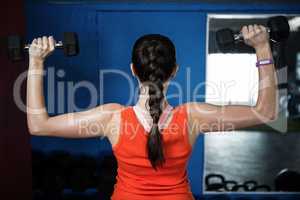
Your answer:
[29,36,55,62]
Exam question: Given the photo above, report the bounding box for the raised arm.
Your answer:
[27,36,123,138]
[187,24,278,135]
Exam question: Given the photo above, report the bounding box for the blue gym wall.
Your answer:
[25,1,300,199]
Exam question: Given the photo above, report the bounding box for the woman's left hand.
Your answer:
[241,24,270,50]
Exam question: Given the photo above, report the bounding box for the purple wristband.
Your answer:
[256,59,274,67]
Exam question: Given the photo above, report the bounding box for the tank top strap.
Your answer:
[113,105,192,152]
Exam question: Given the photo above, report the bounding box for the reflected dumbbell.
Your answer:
[224,180,238,191]
[205,173,226,191]
[252,185,272,191]
[206,173,273,192]
[275,168,300,192]
[243,180,258,191]
[7,32,79,62]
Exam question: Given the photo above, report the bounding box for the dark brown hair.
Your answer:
[131,34,177,170]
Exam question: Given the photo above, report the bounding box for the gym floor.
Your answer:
[205,130,300,190]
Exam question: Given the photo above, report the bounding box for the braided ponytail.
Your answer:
[132,34,176,170]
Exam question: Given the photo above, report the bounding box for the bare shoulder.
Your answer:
[96,103,124,112]
[105,103,125,119]
[176,103,205,147]
[182,102,218,119]
[83,103,125,136]
[97,103,125,126]
[175,102,205,115]
[99,103,125,146]
[172,103,195,120]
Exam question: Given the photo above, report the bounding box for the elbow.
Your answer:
[255,106,278,124]
[27,112,49,135]
[264,113,277,123]
[28,127,39,135]
[27,119,46,136]
[267,111,278,122]
[28,124,43,136]
[265,104,279,122]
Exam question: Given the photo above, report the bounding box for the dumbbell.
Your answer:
[205,173,225,191]
[7,32,79,62]
[216,16,290,50]
[275,168,300,191]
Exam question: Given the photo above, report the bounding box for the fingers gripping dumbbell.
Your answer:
[7,32,79,62]
[216,16,290,49]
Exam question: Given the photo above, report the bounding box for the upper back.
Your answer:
[111,105,193,195]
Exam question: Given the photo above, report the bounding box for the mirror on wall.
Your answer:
[204,14,300,193]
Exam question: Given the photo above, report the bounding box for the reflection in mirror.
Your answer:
[204,14,300,193]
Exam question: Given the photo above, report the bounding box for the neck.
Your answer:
[135,85,169,112]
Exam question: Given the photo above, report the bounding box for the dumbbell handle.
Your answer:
[234,28,271,41]
[24,41,63,50]
[234,28,271,40]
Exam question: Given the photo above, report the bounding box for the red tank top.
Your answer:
[111,105,195,200]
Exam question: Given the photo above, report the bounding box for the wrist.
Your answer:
[29,57,44,68]
[255,43,272,59]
